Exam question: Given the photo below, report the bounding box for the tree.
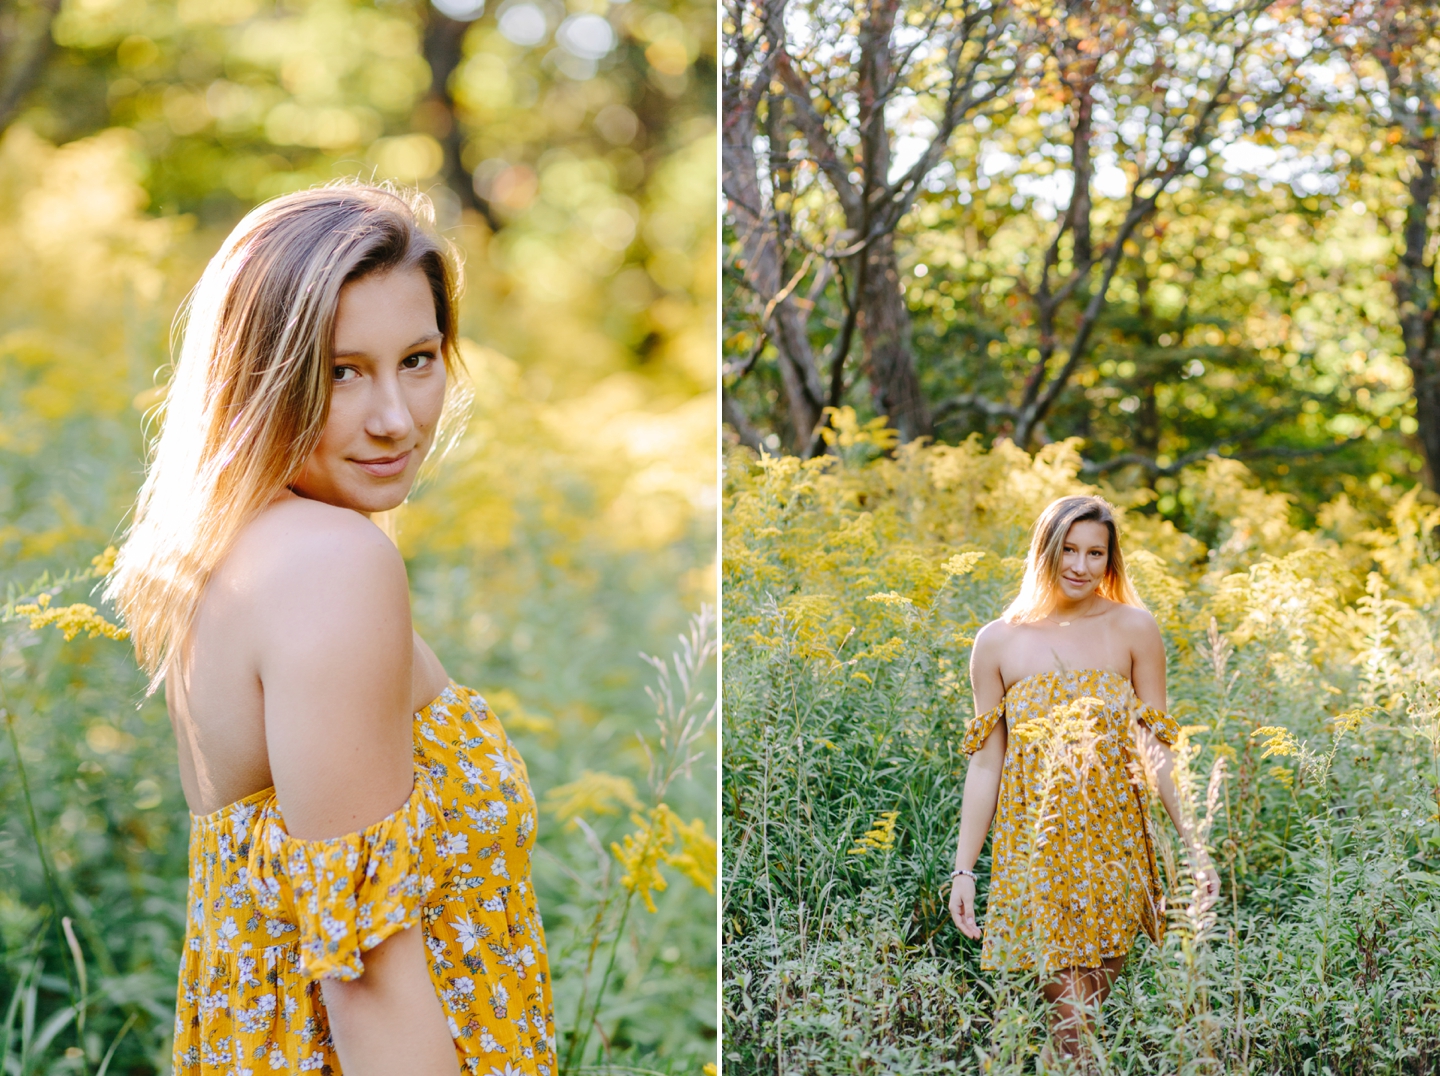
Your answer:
[0,0,61,133]
[939,0,1314,448]
[723,0,1020,450]
[1331,0,1440,488]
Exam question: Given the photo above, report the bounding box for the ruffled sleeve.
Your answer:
[1132,699,1181,746]
[247,768,455,983]
[961,701,1005,755]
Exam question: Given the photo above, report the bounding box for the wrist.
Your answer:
[949,866,976,881]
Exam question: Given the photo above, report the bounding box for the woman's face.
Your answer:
[1057,519,1110,602]
[290,267,446,515]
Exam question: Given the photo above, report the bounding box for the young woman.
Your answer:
[105,184,555,1075]
[946,494,1219,1060]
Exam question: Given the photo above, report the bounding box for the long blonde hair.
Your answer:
[106,182,467,691]
[1001,495,1144,623]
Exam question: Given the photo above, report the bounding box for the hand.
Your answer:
[948,874,981,940]
[1192,860,1221,912]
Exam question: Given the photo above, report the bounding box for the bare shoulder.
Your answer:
[222,497,410,647]
[971,618,1017,661]
[1109,601,1161,640]
[229,497,401,588]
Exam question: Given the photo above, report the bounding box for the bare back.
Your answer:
[166,492,450,816]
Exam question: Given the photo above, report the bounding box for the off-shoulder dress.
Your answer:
[960,667,1182,977]
[173,681,556,1075]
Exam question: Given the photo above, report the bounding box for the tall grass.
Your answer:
[722,433,1440,1074]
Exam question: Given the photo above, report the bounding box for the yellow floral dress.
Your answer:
[960,668,1181,976]
[173,682,556,1075]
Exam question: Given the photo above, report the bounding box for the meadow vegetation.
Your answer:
[722,420,1440,1075]
[0,0,716,1068]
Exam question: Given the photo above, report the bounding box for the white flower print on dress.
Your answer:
[172,684,554,1074]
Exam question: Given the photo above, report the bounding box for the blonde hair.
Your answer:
[105,182,467,691]
[1001,495,1144,623]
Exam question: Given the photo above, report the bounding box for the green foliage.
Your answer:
[0,0,716,1070]
[722,1,1423,515]
[723,440,1440,1074]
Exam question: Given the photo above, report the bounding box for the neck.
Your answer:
[1050,592,1100,619]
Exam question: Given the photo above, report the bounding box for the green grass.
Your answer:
[722,442,1440,1075]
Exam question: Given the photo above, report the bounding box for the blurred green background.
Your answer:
[0,0,716,1071]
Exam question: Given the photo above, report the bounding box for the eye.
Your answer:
[402,351,437,370]
[333,365,358,383]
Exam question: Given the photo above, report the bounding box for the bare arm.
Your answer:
[1129,610,1220,903]
[253,508,460,1076]
[949,624,1007,940]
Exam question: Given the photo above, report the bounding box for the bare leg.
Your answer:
[1039,954,1127,1069]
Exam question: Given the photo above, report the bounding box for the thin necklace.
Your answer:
[1046,601,1102,628]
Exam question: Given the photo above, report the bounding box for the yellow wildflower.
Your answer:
[1010,720,1048,745]
[545,770,642,828]
[865,591,913,606]
[612,804,681,913]
[663,815,716,894]
[1333,705,1378,736]
[1252,725,1300,759]
[942,551,986,577]
[854,636,906,662]
[703,1065,717,1076]
[14,598,128,642]
[1268,764,1294,790]
[89,546,118,577]
[817,406,899,450]
[611,804,718,910]
[847,810,898,856]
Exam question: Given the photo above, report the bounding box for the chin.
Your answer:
[351,482,413,514]
[294,475,416,515]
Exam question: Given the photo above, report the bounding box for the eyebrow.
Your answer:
[333,332,442,360]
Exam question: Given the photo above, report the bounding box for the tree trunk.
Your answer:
[0,0,62,134]
[1069,79,1094,266]
[722,69,824,445]
[1392,138,1440,486]
[860,232,929,441]
[850,0,929,443]
[422,11,502,231]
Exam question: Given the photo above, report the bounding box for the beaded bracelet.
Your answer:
[949,867,976,881]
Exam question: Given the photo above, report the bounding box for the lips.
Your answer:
[351,450,411,478]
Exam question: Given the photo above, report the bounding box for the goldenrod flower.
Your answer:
[664,815,716,894]
[847,810,898,856]
[14,597,128,642]
[612,805,676,913]
[89,546,118,577]
[611,804,718,910]
[1252,725,1300,759]
[817,406,898,450]
[1332,705,1377,736]
[942,552,985,577]
[544,770,641,828]
[1268,764,1294,790]
[865,591,913,606]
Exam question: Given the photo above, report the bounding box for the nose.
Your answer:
[365,369,414,442]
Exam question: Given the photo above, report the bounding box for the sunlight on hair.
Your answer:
[103,181,466,692]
